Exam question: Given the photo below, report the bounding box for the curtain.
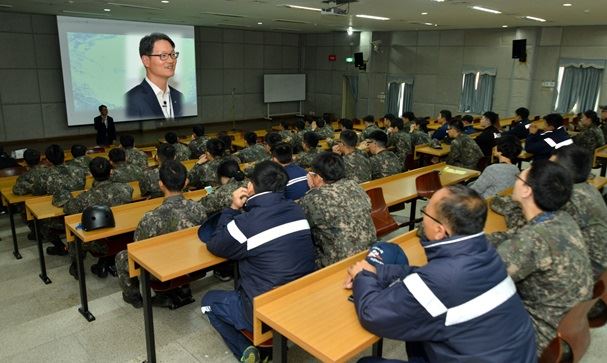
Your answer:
[578,67,602,111]
[345,75,359,100]
[386,82,400,116]
[555,66,580,113]
[459,73,475,112]
[402,83,414,113]
[556,66,603,113]
[472,74,495,114]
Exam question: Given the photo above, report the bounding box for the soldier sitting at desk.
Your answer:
[525,113,572,161]
[165,131,190,162]
[332,130,372,183]
[54,157,133,279]
[66,144,91,175]
[387,117,412,166]
[233,131,268,163]
[12,148,45,195]
[360,114,381,141]
[188,138,230,189]
[188,124,208,159]
[365,130,403,179]
[271,142,308,200]
[115,160,207,308]
[445,119,484,170]
[140,143,175,198]
[487,160,593,356]
[295,131,320,169]
[120,134,148,170]
[108,148,144,185]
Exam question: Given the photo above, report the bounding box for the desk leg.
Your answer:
[8,204,21,259]
[372,338,383,357]
[75,238,95,322]
[34,218,51,284]
[272,331,287,363]
[601,163,606,177]
[408,199,417,231]
[141,269,156,363]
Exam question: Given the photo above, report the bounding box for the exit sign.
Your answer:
[328,54,336,62]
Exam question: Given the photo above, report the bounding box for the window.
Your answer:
[554,64,603,113]
[459,68,496,114]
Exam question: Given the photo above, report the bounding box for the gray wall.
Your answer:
[302,26,607,120]
[0,12,301,143]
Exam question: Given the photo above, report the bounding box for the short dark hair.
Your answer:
[383,114,396,122]
[526,160,572,212]
[218,134,232,151]
[583,110,601,126]
[244,131,258,146]
[108,148,126,163]
[439,110,452,122]
[544,113,564,129]
[157,143,176,162]
[217,159,245,182]
[515,107,530,120]
[45,144,64,166]
[193,125,205,137]
[553,145,592,184]
[272,143,294,164]
[165,132,178,144]
[316,118,326,128]
[71,144,87,158]
[280,119,290,128]
[340,130,359,148]
[391,118,404,130]
[303,131,319,148]
[159,160,187,192]
[139,32,174,57]
[98,105,107,112]
[294,119,306,131]
[367,130,388,147]
[496,135,522,164]
[120,134,135,148]
[363,115,375,124]
[415,118,429,133]
[311,152,345,183]
[402,112,415,121]
[89,157,111,181]
[205,138,226,157]
[448,119,464,133]
[24,149,40,166]
[461,115,474,124]
[483,111,500,127]
[251,160,288,193]
[435,185,487,235]
[339,118,353,130]
[265,132,283,149]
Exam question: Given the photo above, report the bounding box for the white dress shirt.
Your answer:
[145,77,173,119]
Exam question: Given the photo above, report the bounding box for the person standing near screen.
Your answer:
[94,104,116,146]
[125,33,183,120]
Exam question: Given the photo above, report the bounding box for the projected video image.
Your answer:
[58,16,198,126]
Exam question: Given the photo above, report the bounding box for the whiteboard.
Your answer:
[264,74,306,103]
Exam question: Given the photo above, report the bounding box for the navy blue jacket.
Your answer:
[525,126,572,161]
[353,233,536,363]
[506,118,531,139]
[125,79,183,120]
[432,124,448,141]
[207,191,316,323]
[475,126,502,157]
[284,163,309,200]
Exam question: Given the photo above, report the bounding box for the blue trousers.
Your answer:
[201,290,253,359]
[358,342,427,363]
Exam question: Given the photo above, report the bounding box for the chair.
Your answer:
[539,298,597,363]
[589,270,607,328]
[366,187,399,237]
[405,153,417,171]
[415,170,442,199]
[0,165,27,177]
[240,329,273,349]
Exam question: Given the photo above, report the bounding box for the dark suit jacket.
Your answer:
[125,80,183,120]
[93,115,116,146]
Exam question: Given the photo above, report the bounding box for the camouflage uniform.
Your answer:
[411,130,432,146]
[172,142,191,161]
[124,147,148,170]
[296,147,320,169]
[298,178,376,267]
[199,178,249,216]
[139,168,163,198]
[487,211,593,356]
[66,156,91,176]
[189,136,208,159]
[361,124,382,141]
[601,123,607,146]
[316,125,334,139]
[187,156,227,189]
[109,162,144,184]
[573,125,605,155]
[12,164,50,195]
[342,151,372,183]
[369,149,403,180]
[278,130,294,146]
[446,134,484,170]
[492,183,607,280]
[387,130,412,166]
[292,131,304,153]
[55,180,133,260]
[115,194,207,299]
[234,144,269,163]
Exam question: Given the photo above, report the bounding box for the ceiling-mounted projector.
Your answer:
[321,7,348,15]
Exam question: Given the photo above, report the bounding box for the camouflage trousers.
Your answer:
[67,240,108,263]
[27,217,64,243]
[115,249,140,299]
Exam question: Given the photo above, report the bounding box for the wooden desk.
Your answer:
[415,144,450,158]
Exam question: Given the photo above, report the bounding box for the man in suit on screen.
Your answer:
[94,104,116,146]
[125,33,183,120]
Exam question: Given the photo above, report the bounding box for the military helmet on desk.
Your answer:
[81,205,115,231]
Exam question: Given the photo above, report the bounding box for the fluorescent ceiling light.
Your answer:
[161,0,170,3]
[356,14,390,21]
[562,3,572,6]
[0,4,13,8]
[258,22,263,25]
[104,8,111,12]
[525,15,547,22]
[472,6,502,14]
[286,5,321,12]
[421,12,428,15]
[347,26,353,35]
[502,25,508,28]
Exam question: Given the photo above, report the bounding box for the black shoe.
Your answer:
[106,264,117,277]
[214,270,233,282]
[27,232,37,241]
[151,293,174,308]
[122,292,143,309]
[69,262,79,280]
[46,245,68,256]
[91,263,108,278]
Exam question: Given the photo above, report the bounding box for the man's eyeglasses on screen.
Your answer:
[148,52,179,61]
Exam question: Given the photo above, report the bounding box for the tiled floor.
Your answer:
[0,199,606,362]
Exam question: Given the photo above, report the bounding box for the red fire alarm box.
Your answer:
[328,54,337,62]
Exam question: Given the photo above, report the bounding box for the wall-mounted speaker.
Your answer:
[354,52,364,67]
[512,39,527,62]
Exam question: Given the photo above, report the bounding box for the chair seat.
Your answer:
[240,330,273,348]
[366,187,399,237]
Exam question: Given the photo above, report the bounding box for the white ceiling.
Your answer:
[0,0,606,32]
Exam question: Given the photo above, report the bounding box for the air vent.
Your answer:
[273,19,309,24]
[107,2,162,10]
[201,12,247,18]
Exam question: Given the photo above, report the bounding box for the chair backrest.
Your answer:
[366,187,399,237]
[415,170,442,199]
[589,270,607,328]
[405,153,417,171]
[0,165,27,177]
[540,298,597,363]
